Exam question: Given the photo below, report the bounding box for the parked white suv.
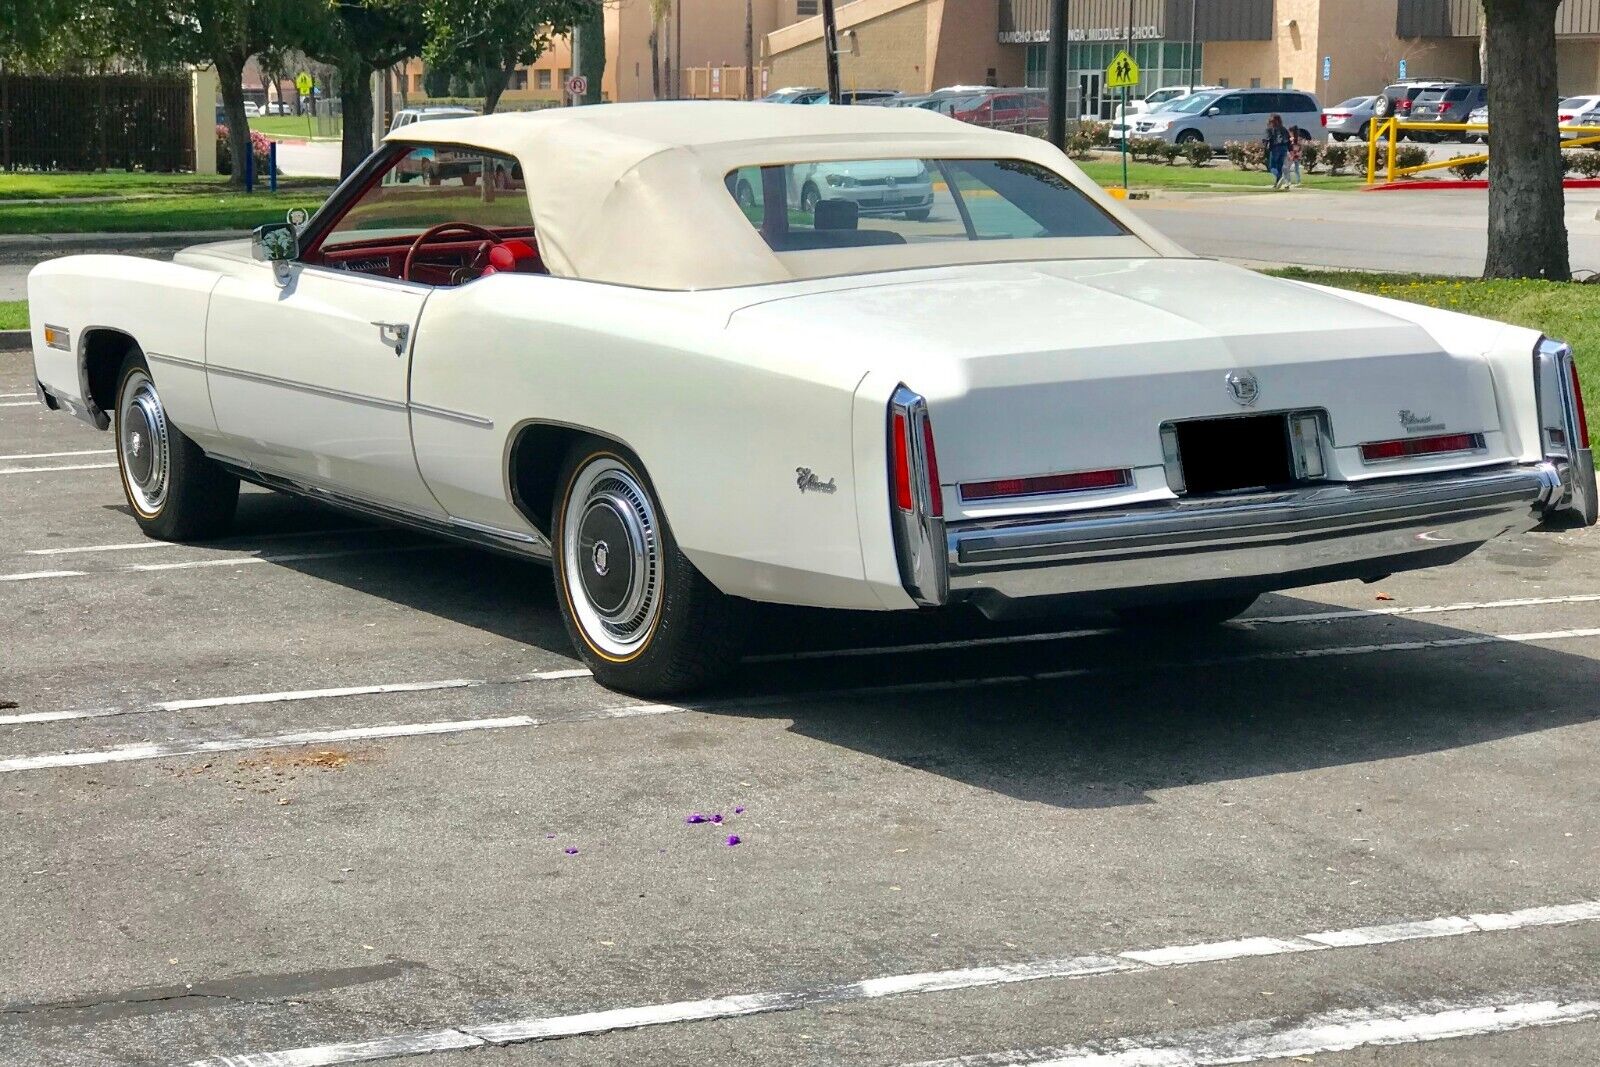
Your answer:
[1116,84,1223,122]
[1130,88,1324,144]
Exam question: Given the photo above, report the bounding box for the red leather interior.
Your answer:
[311,227,542,284]
[483,239,540,276]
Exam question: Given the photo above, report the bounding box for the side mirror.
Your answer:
[1206,107,1221,116]
[252,222,298,262]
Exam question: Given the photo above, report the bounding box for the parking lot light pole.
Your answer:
[1046,0,1070,149]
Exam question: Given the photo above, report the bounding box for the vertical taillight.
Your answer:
[887,386,948,606]
[921,417,942,517]
[1572,358,1591,446]
[891,411,914,511]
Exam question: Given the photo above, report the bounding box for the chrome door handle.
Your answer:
[372,320,409,355]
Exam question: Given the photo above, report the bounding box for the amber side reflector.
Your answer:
[961,468,1130,501]
[1360,432,1482,463]
[42,324,70,351]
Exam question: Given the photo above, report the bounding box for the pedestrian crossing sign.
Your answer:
[1105,50,1140,89]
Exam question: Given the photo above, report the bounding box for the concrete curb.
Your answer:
[0,329,31,353]
[0,230,244,261]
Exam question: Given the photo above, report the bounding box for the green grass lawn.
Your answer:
[0,189,333,234]
[0,301,26,331]
[249,114,341,139]
[1077,158,1365,192]
[1273,269,1596,444]
[0,172,331,201]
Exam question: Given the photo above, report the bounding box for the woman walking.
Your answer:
[1286,126,1305,188]
[1265,114,1291,190]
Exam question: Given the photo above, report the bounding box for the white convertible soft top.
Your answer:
[385,101,1181,290]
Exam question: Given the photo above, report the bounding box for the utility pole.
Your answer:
[821,0,842,103]
[675,1,682,98]
[745,0,755,99]
[1045,0,1069,148]
[571,21,582,106]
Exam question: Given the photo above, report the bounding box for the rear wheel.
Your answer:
[114,350,238,541]
[1331,133,1348,142]
[1114,595,1257,629]
[551,442,744,696]
[1357,121,1372,141]
[800,182,821,214]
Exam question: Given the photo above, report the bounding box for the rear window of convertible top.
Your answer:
[725,157,1128,253]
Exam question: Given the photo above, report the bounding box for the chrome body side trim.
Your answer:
[146,351,207,372]
[205,363,409,413]
[410,402,494,429]
[888,386,948,607]
[941,463,1560,610]
[212,457,551,562]
[1535,337,1597,526]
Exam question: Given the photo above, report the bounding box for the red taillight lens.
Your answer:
[961,468,1130,501]
[891,411,914,511]
[1360,432,1481,463]
[921,416,943,518]
[1320,114,1328,126]
[1562,113,1575,123]
[1571,359,1590,445]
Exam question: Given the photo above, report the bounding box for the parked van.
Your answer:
[1128,88,1323,144]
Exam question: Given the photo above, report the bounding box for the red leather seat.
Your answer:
[482,239,541,276]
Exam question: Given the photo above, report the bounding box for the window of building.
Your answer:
[1250,77,1261,88]
[510,70,528,90]
[796,0,818,14]
[559,68,570,85]
[537,69,552,90]
[1281,77,1294,89]
[412,74,423,93]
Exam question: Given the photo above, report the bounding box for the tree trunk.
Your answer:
[577,0,605,105]
[339,63,375,179]
[483,59,512,114]
[214,51,253,188]
[744,0,754,99]
[1483,0,1568,279]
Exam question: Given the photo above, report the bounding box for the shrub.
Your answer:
[1082,120,1112,147]
[1239,139,1267,170]
[1066,131,1096,160]
[1183,141,1214,167]
[1393,144,1429,171]
[1570,150,1600,178]
[1159,142,1185,165]
[1223,140,1249,168]
[1321,142,1351,175]
[1447,154,1488,180]
[1128,136,1167,163]
[1297,141,1320,173]
[216,124,274,178]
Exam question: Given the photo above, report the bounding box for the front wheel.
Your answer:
[1331,133,1348,142]
[552,443,744,696]
[1175,129,1203,145]
[115,350,238,541]
[800,182,821,214]
[1113,595,1257,629]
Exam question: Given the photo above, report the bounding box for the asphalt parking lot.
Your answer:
[3,343,1600,1067]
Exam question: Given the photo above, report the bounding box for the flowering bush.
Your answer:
[1222,139,1267,170]
[1320,142,1351,175]
[1569,150,1600,178]
[1127,136,1167,163]
[1394,144,1429,171]
[216,124,275,177]
[1082,120,1112,148]
[1297,140,1321,172]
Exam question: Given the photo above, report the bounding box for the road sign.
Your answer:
[1398,58,1408,79]
[566,75,588,97]
[1104,50,1140,90]
[1322,56,1332,81]
[294,71,313,96]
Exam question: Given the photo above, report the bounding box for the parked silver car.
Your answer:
[1323,95,1379,142]
[1130,88,1323,144]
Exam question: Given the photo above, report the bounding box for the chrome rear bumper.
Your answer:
[940,463,1561,613]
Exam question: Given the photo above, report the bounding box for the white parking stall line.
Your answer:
[1240,593,1600,626]
[9,624,1600,733]
[23,526,373,555]
[0,462,118,474]
[0,543,447,583]
[0,400,41,408]
[0,448,112,462]
[0,392,37,399]
[181,900,1600,1067]
[0,569,87,583]
[907,995,1600,1067]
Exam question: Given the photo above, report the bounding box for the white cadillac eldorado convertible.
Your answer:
[27,103,1597,695]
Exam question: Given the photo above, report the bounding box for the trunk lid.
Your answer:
[729,259,1503,513]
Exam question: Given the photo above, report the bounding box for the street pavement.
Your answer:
[272,138,342,179]
[3,332,1600,1067]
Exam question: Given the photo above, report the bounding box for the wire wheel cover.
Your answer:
[118,370,170,515]
[563,458,662,657]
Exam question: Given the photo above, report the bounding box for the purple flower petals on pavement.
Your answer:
[733,806,745,814]
[564,847,579,855]
[545,833,557,839]
[711,813,724,824]
[725,835,741,846]
[686,812,710,824]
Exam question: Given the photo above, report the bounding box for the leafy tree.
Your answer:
[312,0,429,176]
[1482,0,1569,279]
[422,0,589,114]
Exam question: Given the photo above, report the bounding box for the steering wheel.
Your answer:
[403,222,501,283]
